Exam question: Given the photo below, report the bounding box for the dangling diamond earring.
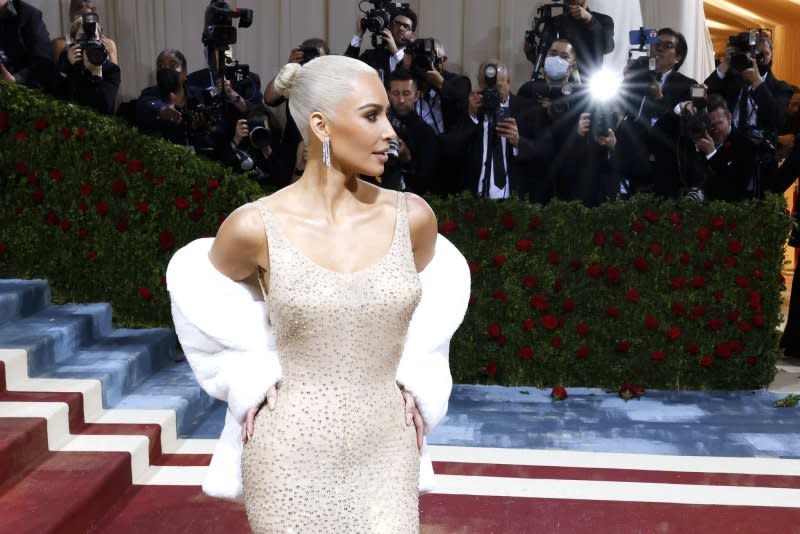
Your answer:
[322,137,332,168]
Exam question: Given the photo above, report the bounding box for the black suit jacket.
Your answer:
[690,129,757,202]
[420,69,471,134]
[0,0,53,89]
[552,10,614,73]
[345,43,396,84]
[705,69,794,133]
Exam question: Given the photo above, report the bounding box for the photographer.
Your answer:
[220,103,284,188]
[525,0,614,78]
[53,14,120,115]
[705,32,793,135]
[441,60,537,200]
[0,0,54,89]
[683,95,758,202]
[373,69,439,194]
[345,3,416,84]
[52,0,118,66]
[264,38,329,183]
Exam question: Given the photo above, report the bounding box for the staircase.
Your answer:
[0,279,247,534]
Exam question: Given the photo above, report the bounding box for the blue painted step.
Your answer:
[0,280,51,326]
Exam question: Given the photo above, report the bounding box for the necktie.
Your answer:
[492,134,507,190]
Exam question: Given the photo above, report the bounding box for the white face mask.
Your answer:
[544,56,571,81]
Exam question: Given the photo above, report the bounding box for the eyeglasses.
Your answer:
[655,41,676,50]
[391,20,412,31]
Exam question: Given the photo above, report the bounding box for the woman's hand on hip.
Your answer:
[402,390,424,451]
[241,385,277,444]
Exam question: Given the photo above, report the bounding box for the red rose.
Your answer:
[691,277,706,289]
[576,346,590,359]
[62,127,73,140]
[155,177,165,185]
[686,343,700,355]
[728,238,742,255]
[78,228,89,240]
[753,315,765,328]
[476,227,491,240]
[191,187,204,202]
[672,303,686,316]
[696,227,710,241]
[494,254,508,267]
[644,210,659,223]
[174,197,190,211]
[190,206,205,221]
[586,263,602,278]
[80,152,93,161]
[569,259,583,271]
[713,290,724,302]
[748,291,762,305]
[576,322,589,337]
[542,315,559,330]
[702,259,715,271]
[86,250,98,260]
[708,318,723,332]
[747,356,757,367]
[14,131,29,142]
[631,220,644,233]
[592,232,606,246]
[79,184,93,197]
[127,160,143,173]
[550,386,568,400]
[95,201,109,216]
[75,127,85,139]
[626,288,640,302]
[31,188,43,204]
[669,213,682,227]
[207,178,220,191]
[619,382,645,400]
[645,316,659,331]
[551,336,562,348]
[463,211,476,223]
[138,287,153,300]
[492,290,507,302]
[440,221,458,234]
[137,202,150,215]
[667,327,681,341]
[690,305,706,320]
[523,275,537,289]
[562,300,575,313]
[158,231,176,250]
[710,216,724,231]
[735,277,750,288]
[48,169,64,181]
[501,214,516,229]
[0,110,8,131]
[729,340,743,353]
[606,306,620,318]
[111,179,128,196]
[728,220,737,232]
[651,351,665,361]
[469,263,480,275]
[548,251,560,265]
[530,294,548,311]
[516,239,532,252]
[728,310,741,323]
[752,269,765,280]
[0,242,7,260]
[528,218,541,230]
[115,219,129,232]
[15,162,27,175]
[670,277,685,290]
[612,233,627,247]
[518,347,534,361]
[700,356,713,367]
[633,256,649,273]
[487,323,502,338]
[44,211,59,226]
[496,335,508,347]
[738,321,752,333]
[60,219,72,232]
[615,341,632,354]
[679,253,690,266]
[77,202,88,212]
[752,248,765,260]
[486,361,498,377]
[113,151,128,163]
[522,319,536,331]
[33,118,49,131]
[664,254,674,264]
[605,266,622,285]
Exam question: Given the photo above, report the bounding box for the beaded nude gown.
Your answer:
[241,192,422,533]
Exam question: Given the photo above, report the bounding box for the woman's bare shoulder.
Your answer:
[403,193,437,271]
[209,200,268,281]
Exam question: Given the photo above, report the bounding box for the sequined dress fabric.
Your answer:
[242,192,422,533]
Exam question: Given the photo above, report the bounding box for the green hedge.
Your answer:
[0,83,792,390]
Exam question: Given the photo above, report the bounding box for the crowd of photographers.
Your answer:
[2,0,798,203]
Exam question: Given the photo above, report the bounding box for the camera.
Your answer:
[524,1,565,79]
[246,116,272,150]
[299,44,321,65]
[359,0,411,48]
[77,12,108,67]
[525,79,577,116]
[480,64,503,129]
[202,0,253,47]
[680,85,714,142]
[407,37,437,79]
[223,58,250,83]
[728,30,762,73]
[624,28,657,97]
[181,86,225,133]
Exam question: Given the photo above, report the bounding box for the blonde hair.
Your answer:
[273,55,377,144]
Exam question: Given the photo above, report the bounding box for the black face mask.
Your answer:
[757,60,771,77]
[156,68,181,97]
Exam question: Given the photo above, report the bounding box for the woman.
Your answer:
[167,55,470,532]
[51,0,118,65]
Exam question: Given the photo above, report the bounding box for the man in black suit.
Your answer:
[441,60,537,200]
[411,39,471,135]
[687,95,758,202]
[344,6,416,85]
[705,32,794,135]
[0,0,53,89]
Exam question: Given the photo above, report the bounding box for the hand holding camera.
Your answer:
[567,3,592,23]
[693,131,716,156]
[233,118,250,146]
